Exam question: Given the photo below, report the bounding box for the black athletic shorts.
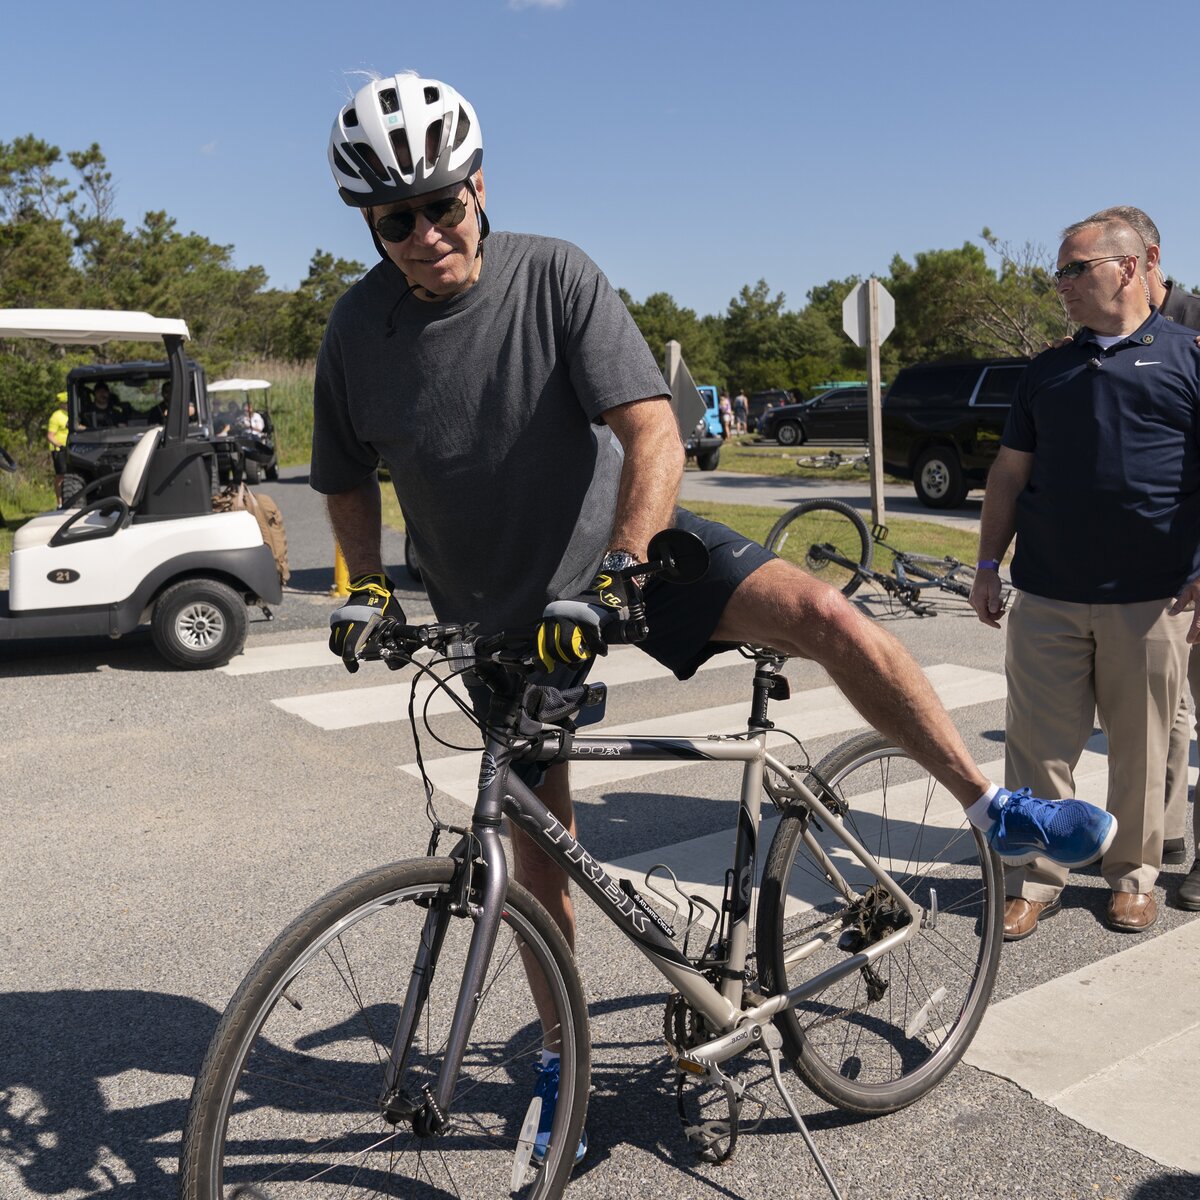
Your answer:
[638,507,776,680]
[465,508,776,787]
[50,449,66,473]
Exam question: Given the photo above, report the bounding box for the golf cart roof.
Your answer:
[208,378,271,393]
[0,308,190,344]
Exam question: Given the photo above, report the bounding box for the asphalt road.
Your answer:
[1,467,1196,1200]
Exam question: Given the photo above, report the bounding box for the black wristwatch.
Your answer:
[601,549,638,574]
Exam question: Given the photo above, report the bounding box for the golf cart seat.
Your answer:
[14,428,160,553]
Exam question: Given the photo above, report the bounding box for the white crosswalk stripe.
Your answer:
[398,662,1007,803]
[269,642,744,730]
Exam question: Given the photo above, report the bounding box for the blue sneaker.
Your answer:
[531,1057,587,1166]
[987,787,1117,868]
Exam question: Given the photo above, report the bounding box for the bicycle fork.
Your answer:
[378,822,509,1132]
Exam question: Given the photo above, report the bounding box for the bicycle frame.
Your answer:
[385,662,928,1119]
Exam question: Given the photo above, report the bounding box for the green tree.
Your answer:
[279,250,365,361]
[619,289,725,384]
[722,280,794,392]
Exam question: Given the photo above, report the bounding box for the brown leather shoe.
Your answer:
[1003,895,1062,941]
[1106,891,1158,932]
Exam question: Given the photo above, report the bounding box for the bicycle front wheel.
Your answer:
[756,732,1003,1114]
[180,858,590,1199]
[765,498,872,597]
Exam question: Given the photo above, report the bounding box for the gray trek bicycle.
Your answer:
[179,530,1004,1200]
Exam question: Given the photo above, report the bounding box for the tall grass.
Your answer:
[229,359,316,468]
[1,442,56,558]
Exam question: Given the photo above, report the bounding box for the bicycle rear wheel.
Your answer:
[755,732,1002,1114]
[765,498,872,597]
[180,858,590,1199]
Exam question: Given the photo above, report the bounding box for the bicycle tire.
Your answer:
[755,731,1003,1114]
[765,498,872,597]
[180,857,590,1199]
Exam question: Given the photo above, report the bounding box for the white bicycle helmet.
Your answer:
[329,74,483,208]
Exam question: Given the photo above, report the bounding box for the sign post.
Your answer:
[843,280,895,527]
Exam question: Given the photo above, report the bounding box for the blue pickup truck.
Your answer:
[686,385,725,471]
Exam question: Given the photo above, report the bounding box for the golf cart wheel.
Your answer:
[151,579,247,669]
[243,458,262,484]
[265,462,279,481]
[61,473,86,508]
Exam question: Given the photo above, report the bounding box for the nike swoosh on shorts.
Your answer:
[733,544,752,558]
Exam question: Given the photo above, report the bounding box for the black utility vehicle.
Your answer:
[881,358,1027,508]
[758,387,869,446]
[746,388,793,433]
[63,361,259,504]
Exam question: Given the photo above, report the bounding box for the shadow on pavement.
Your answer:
[0,989,218,1196]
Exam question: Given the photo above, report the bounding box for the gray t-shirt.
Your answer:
[311,231,669,633]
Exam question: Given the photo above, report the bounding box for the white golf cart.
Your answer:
[207,377,278,483]
[0,309,283,668]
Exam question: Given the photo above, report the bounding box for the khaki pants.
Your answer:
[1004,592,1189,901]
[1164,643,1200,851]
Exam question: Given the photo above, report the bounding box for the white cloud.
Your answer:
[200,141,218,156]
[508,0,569,10]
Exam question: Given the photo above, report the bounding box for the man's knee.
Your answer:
[713,559,863,658]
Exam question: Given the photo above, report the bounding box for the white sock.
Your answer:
[965,784,1003,830]
[540,1049,560,1067]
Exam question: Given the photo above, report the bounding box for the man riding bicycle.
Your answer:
[313,71,1117,1168]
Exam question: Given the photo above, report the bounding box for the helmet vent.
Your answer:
[344,106,359,128]
[425,117,446,167]
[424,85,440,104]
[378,87,399,115]
[388,129,414,174]
[452,107,470,150]
[354,142,388,182]
[331,145,354,174]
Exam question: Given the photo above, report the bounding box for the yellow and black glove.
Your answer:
[536,554,646,672]
[329,573,404,673]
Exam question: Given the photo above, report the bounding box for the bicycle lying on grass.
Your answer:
[766,498,1000,617]
[180,530,1003,1199]
[801,450,870,472]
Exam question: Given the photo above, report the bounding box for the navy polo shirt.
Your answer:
[1002,308,1200,603]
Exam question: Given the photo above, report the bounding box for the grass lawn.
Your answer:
[376,486,981,578]
[678,498,982,569]
[696,436,906,485]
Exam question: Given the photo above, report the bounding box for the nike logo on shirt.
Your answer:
[1134,359,1162,366]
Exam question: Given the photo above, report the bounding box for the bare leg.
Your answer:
[510,761,576,1050]
[711,559,990,808]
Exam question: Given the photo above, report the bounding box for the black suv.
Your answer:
[881,357,1028,508]
[63,361,257,505]
[746,388,793,433]
[758,387,869,446]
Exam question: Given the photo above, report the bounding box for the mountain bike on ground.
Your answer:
[179,530,1004,1199]
[766,497,996,617]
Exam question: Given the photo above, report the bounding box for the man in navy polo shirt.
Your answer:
[971,213,1200,939]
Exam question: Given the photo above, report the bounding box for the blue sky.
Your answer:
[4,0,1198,318]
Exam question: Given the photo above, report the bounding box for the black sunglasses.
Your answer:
[1053,255,1129,282]
[374,195,468,243]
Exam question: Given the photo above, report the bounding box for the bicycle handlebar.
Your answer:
[363,526,712,672]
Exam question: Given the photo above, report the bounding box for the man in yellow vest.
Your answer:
[47,391,69,505]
